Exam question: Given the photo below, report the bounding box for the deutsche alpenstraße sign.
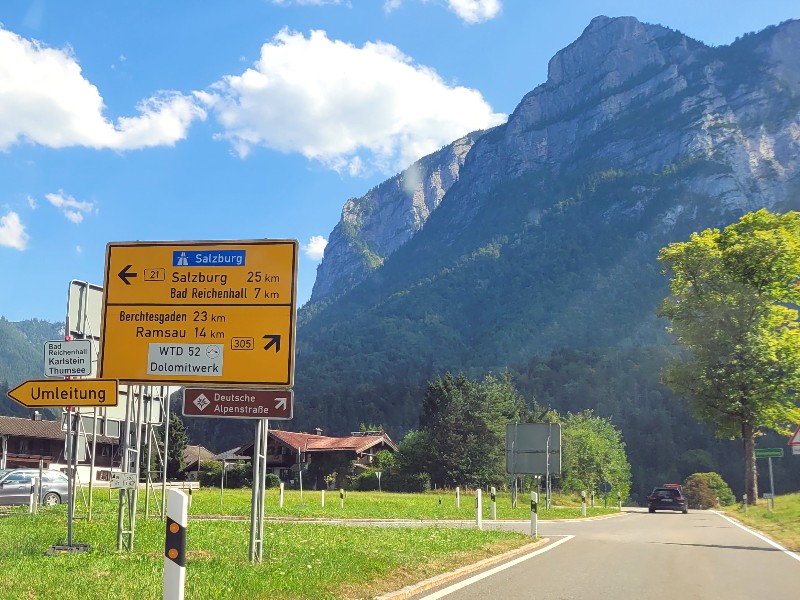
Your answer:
[182,388,293,420]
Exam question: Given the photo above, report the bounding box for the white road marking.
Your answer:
[712,510,800,563]
[420,535,575,599]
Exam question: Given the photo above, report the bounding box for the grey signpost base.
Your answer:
[249,418,269,563]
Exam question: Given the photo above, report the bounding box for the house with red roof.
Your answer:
[215,428,397,489]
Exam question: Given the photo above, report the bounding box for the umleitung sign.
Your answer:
[7,379,119,408]
[183,388,293,420]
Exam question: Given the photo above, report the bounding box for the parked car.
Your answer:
[0,468,71,507]
[647,486,688,513]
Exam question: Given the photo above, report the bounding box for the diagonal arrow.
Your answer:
[118,264,138,285]
[275,396,288,411]
[262,334,281,353]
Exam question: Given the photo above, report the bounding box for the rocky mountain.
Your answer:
[282,16,800,498]
[308,131,483,308]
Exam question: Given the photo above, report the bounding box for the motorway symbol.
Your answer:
[8,379,119,408]
[182,387,293,420]
[99,240,298,387]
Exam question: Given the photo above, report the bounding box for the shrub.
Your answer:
[354,471,381,491]
[684,472,735,506]
[264,473,281,489]
[383,472,431,493]
[683,476,717,509]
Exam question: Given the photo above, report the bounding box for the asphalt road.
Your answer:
[406,509,800,600]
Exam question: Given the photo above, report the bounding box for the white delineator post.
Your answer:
[279,482,284,508]
[475,489,483,530]
[456,486,460,509]
[164,489,188,600]
[490,487,497,520]
[340,489,344,509]
[321,490,325,507]
[581,491,587,517]
[530,491,538,538]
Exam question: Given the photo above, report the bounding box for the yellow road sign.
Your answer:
[8,379,119,408]
[99,240,298,386]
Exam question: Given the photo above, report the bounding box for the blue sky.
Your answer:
[1,0,797,323]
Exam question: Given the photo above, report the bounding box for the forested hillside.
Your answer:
[0,318,63,417]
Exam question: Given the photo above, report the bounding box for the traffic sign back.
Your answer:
[99,240,297,387]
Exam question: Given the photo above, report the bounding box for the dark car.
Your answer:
[647,486,688,513]
[0,468,71,507]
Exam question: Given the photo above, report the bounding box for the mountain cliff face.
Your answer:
[308,132,482,307]
[308,16,800,302]
[206,17,800,497]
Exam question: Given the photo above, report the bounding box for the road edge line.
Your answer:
[376,535,574,600]
[712,510,800,563]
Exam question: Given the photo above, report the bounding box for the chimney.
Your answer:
[32,411,42,421]
[313,427,323,436]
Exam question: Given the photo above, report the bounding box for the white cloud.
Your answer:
[26,195,37,210]
[302,235,328,260]
[384,0,501,23]
[0,27,206,151]
[0,211,29,250]
[45,190,95,224]
[200,29,505,173]
[447,0,501,23]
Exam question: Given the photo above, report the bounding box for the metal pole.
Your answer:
[475,488,483,530]
[163,489,188,600]
[220,459,225,509]
[546,427,552,510]
[257,419,268,563]
[88,408,98,520]
[768,457,776,512]
[161,388,170,520]
[248,419,263,562]
[66,408,75,547]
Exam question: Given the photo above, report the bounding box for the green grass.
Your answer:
[720,492,800,552]
[2,489,572,600]
[186,487,618,520]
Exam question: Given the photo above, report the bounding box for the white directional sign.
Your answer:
[110,472,138,489]
[44,339,93,378]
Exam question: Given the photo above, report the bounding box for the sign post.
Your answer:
[755,448,784,511]
[99,240,298,387]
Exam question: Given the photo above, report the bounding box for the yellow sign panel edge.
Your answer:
[98,239,298,387]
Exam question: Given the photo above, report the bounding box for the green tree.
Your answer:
[417,371,527,488]
[560,410,631,501]
[166,413,188,480]
[658,209,800,503]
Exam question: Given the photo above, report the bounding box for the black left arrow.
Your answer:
[118,264,138,285]
[263,334,281,353]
